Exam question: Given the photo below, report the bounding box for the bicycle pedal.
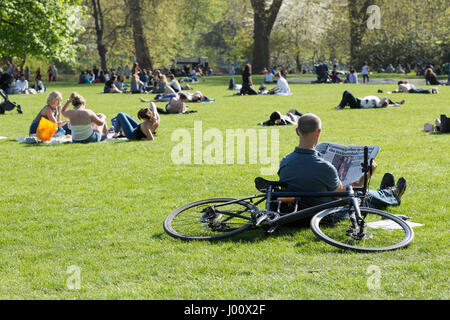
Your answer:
[265,226,278,235]
[255,213,269,226]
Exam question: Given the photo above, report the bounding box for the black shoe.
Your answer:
[379,172,395,190]
[391,178,407,200]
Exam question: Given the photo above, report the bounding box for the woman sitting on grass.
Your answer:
[168,74,182,93]
[31,75,45,93]
[425,67,443,86]
[62,92,108,143]
[112,103,159,141]
[151,75,177,102]
[240,64,258,95]
[29,91,70,136]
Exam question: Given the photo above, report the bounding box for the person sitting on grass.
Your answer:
[150,75,177,101]
[104,75,122,93]
[112,104,159,141]
[424,67,443,86]
[29,91,70,136]
[131,71,145,94]
[168,74,182,93]
[278,113,407,213]
[15,74,33,94]
[240,64,258,95]
[115,75,125,92]
[394,81,438,94]
[335,90,405,110]
[31,74,45,93]
[268,72,291,95]
[62,92,108,143]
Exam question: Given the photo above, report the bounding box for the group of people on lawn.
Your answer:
[27,59,444,214]
[29,91,159,143]
[27,89,406,213]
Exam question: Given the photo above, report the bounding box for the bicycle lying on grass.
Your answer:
[164,148,414,252]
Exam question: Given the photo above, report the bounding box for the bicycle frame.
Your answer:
[210,186,365,233]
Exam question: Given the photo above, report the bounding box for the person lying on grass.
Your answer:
[29,90,70,136]
[258,109,303,126]
[277,113,407,218]
[393,81,438,94]
[112,103,159,141]
[62,92,108,143]
[335,90,405,110]
[140,92,189,114]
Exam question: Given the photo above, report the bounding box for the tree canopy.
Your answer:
[0,0,83,65]
[1,0,449,73]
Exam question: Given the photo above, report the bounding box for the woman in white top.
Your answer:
[268,72,291,95]
[62,92,107,143]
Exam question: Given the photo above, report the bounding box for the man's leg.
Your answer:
[336,91,361,109]
[364,178,406,210]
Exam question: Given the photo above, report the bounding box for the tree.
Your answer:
[250,0,284,73]
[274,0,334,72]
[126,0,153,69]
[88,0,108,70]
[0,0,83,66]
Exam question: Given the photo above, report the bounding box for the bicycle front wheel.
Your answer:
[163,198,256,240]
[310,207,414,252]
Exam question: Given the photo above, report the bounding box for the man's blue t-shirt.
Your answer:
[278,147,341,208]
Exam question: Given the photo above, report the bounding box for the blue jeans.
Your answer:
[112,112,139,140]
[72,130,101,144]
[364,189,400,210]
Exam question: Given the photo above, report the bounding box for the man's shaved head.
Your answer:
[297,113,321,135]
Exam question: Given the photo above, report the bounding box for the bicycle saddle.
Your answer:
[254,177,287,191]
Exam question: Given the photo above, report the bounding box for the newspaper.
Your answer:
[316,142,380,186]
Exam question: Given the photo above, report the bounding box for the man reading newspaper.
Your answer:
[278,113,406,211]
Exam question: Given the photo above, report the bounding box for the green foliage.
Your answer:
[354,0,450,67]
[0,0,84,63]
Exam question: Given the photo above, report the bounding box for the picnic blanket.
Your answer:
[195,98,215,103]
[15,134,128,144]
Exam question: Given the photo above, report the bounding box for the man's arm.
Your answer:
[349,161,378,187]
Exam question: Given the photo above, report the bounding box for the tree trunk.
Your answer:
[250,0,283,73]
[295,52,302,73]
[127,0,153,70]
[348,0,371,67]
[91,0,107,70]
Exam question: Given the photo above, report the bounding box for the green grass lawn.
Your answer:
[0,76,448,299]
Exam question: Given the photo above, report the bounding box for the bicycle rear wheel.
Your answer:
[163,198,256,240]
[310,207,414,252]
